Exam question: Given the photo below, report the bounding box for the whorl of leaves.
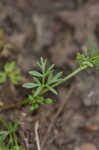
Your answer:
[23,57,63,110]
[77,42,99,69]
[0,61,21,84]
[0,120,24,150]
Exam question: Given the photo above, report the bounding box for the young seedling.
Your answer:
[0,42,98,112]
[0,61,21,85]
[22,57,63,110]
[0,119,24,150]
[22,43,99,111]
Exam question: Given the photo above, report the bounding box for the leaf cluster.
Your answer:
[28,92,52,110]
[23,57,63,110]
[0,61,21,85]
[77,42,99,69]
[0,120,24,150]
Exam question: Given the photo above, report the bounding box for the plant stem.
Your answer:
[13,132,18,148]
[0,65,88,112]
[0,98,30,111]
[40,65,88,95]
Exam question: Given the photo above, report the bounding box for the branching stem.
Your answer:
[0,65,88,112]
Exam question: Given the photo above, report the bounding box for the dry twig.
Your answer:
[35,121,41,150]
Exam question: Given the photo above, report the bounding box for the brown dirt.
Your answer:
[0,0,99,150]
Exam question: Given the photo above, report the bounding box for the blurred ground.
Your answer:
[0,0,99,150]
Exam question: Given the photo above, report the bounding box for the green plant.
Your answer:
[22,57,63,110]
[0,61,21,85]
[0,42,98,112]
[77,41,99,69]
[0,119,24,150]
[22,44,99,111]
[0,42,98,149]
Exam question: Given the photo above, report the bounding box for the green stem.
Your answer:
[13,132,18,148]
[40,65,88,95]
[0,65,88,112]
[0,98,30,111]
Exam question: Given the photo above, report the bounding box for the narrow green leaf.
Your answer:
[13,120,18,132]
[40,57,47,73]
[0,131,8,144]
[47,86,57,95]
[49,72,63,84]
[4,61,15,73]
[28,95,34,101]
[0,72,7,83]
[34,86,42,97]
[29,105,35,111]
[47,72,53,83]
[34,104,39,109]
[77,53,85,64]
[10,72,21,85]
[82,61,93,67]
[45,98,52,104]
[12,70,20,75]
[36,96,44,103]
[29,104,39,111]
[54,72,62,79]
[14,76,21,81]
[46,64,55,76]
[0,131,8,135]
[10,77,18,85]
[29,71,42,77]
[37,61,42,70]
[22,83,39,88]
[40,57,44,65]
[33,77,41,84]
[0,146,10,150]
[47,64,55,73]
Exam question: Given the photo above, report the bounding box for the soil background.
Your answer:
[0,0,99,150]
